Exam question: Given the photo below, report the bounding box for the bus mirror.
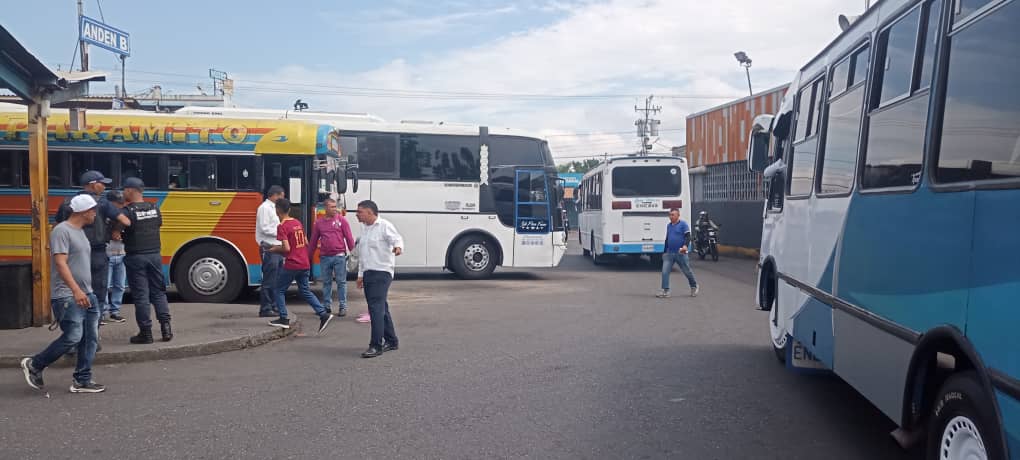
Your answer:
[337,171,348,194]
[748,114,774,173]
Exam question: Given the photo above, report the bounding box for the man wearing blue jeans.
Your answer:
[103,189,128,324]
[657,208,699,298]
[257,186,285,317]
[21,194,106,393]
[309,198,356,317]
[267,198,334,334]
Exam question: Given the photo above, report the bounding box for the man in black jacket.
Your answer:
[119,178,173,344]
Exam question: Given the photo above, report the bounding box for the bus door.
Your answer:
[513,169,553,265]
[262,155,313,229]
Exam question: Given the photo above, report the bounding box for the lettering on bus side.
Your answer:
[5,122,252,145]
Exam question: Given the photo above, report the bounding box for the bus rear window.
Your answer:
[611,166,682,197]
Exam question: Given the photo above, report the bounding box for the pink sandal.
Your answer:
[355,313,371,323]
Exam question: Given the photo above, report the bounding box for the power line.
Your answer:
[111,68,743,101]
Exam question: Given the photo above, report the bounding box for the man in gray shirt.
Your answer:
[21,194,106,394]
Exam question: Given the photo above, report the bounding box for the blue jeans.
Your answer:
[125,252,171,329]
[661,252,697,290]
[275,268,328,320]
[364,270,398,348]
[260,248,283,315]
[105,254,126,316]
[319,255,348,311]
[31,295,100,385]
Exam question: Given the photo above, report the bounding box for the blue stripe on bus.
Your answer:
[602,243,665,254]
[791,296,835,369]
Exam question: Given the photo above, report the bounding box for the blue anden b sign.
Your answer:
[79,16,130,56]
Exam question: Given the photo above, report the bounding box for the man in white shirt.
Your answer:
[355,200,404,358]
[256,186,285,317]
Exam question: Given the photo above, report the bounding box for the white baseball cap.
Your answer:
[69,194,98,213]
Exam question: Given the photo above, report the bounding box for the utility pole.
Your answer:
[77,0,88,72]
[634,95,661,156]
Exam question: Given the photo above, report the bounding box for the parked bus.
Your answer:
[577,155,690,264]
[0,106,344,303]
[746,0,1019,458]
[177,106,569,279]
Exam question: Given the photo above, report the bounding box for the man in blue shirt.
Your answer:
[658,208,699,298]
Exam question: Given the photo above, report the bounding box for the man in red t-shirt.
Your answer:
[267,198,334,334]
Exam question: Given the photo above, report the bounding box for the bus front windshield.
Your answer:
[611,166,682,197]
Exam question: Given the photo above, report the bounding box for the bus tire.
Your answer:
[450,235,497,280]
[580,231,589,256]
[174,243,246,303]
[649,254,663,267]
[926,371,1004,460]
[346,250,359,281]
[590,237,603,265]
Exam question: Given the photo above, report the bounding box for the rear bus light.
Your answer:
[612,234,620,243]
[612,201,632,210]
[662,200,683,209]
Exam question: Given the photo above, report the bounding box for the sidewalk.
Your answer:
[0,302,298,368]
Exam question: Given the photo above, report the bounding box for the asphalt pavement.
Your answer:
[0,242,909,459]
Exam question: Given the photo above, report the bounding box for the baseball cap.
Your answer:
[69,194,98,213]
[80,170,113,186]
[122,177,145,190]
[105,189,125,204]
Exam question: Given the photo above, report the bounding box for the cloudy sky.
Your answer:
[6,0,860,162]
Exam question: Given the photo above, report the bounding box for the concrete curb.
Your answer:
[0,320,299,369]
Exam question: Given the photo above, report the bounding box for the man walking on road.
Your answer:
[21,194,106,393]
[308,198,356,317]
[55,171,131,326]
[267,198,335,334]
[257,186,285,317]
[120,178,173,344]
[355,200,404,359]
[657,208,699,298]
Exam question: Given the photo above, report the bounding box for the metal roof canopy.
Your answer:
[0,24,105,103]
[0,23,106,328]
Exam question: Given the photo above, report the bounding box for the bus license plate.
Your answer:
[636,200,656,208]
[642,244,655,252]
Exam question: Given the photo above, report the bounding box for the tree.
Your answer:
[556,159,602,174]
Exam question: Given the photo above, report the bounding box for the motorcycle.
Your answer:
[695,226,720,262]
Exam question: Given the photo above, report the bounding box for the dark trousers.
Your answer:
[364,270,397,348]
[125,252,171,329]
[260,248,283,315]
[90,249,109,316]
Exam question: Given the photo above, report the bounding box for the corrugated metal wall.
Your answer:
[685,86,788,168]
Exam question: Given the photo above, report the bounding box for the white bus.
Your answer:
[179,106,569,279]
[577,155,691,264]
[747,0,1020,457]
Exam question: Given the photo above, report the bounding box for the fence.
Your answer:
[691,160,766,203]
[690,160,766,250]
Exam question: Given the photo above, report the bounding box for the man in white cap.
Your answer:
[21,194,106,393]
[55,170,131,325]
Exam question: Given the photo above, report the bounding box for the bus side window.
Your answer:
[0,150,14,187]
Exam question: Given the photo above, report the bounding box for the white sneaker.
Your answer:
[656,290,671,298]
[691,286,700,297]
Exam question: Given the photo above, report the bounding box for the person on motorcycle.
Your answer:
[694,211,719,250]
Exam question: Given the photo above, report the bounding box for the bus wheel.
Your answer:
[581,232,590,256]
[590,237,603,265]
[926,371,1003,460]
[345,251,359,281]
[451,235,496,280]
[174,243,245,303]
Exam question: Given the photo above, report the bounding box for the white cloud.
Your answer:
[239,0,858,162]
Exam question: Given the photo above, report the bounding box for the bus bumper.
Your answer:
[602,243,665,254]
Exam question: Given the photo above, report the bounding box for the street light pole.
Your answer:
[734,51,753,96]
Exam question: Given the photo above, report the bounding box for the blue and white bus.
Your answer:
[747,0,1019,458]
[577,155,691,264]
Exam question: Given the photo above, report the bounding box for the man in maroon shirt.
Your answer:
[308,198,356,317]
[268,198,334,334]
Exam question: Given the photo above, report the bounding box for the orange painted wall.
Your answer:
[685,86,788,167]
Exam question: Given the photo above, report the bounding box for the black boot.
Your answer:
[160,322,173,342]
[129,328,153,344]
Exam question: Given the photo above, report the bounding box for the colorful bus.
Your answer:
[0,106,344,303]
[747,0,1019,458]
